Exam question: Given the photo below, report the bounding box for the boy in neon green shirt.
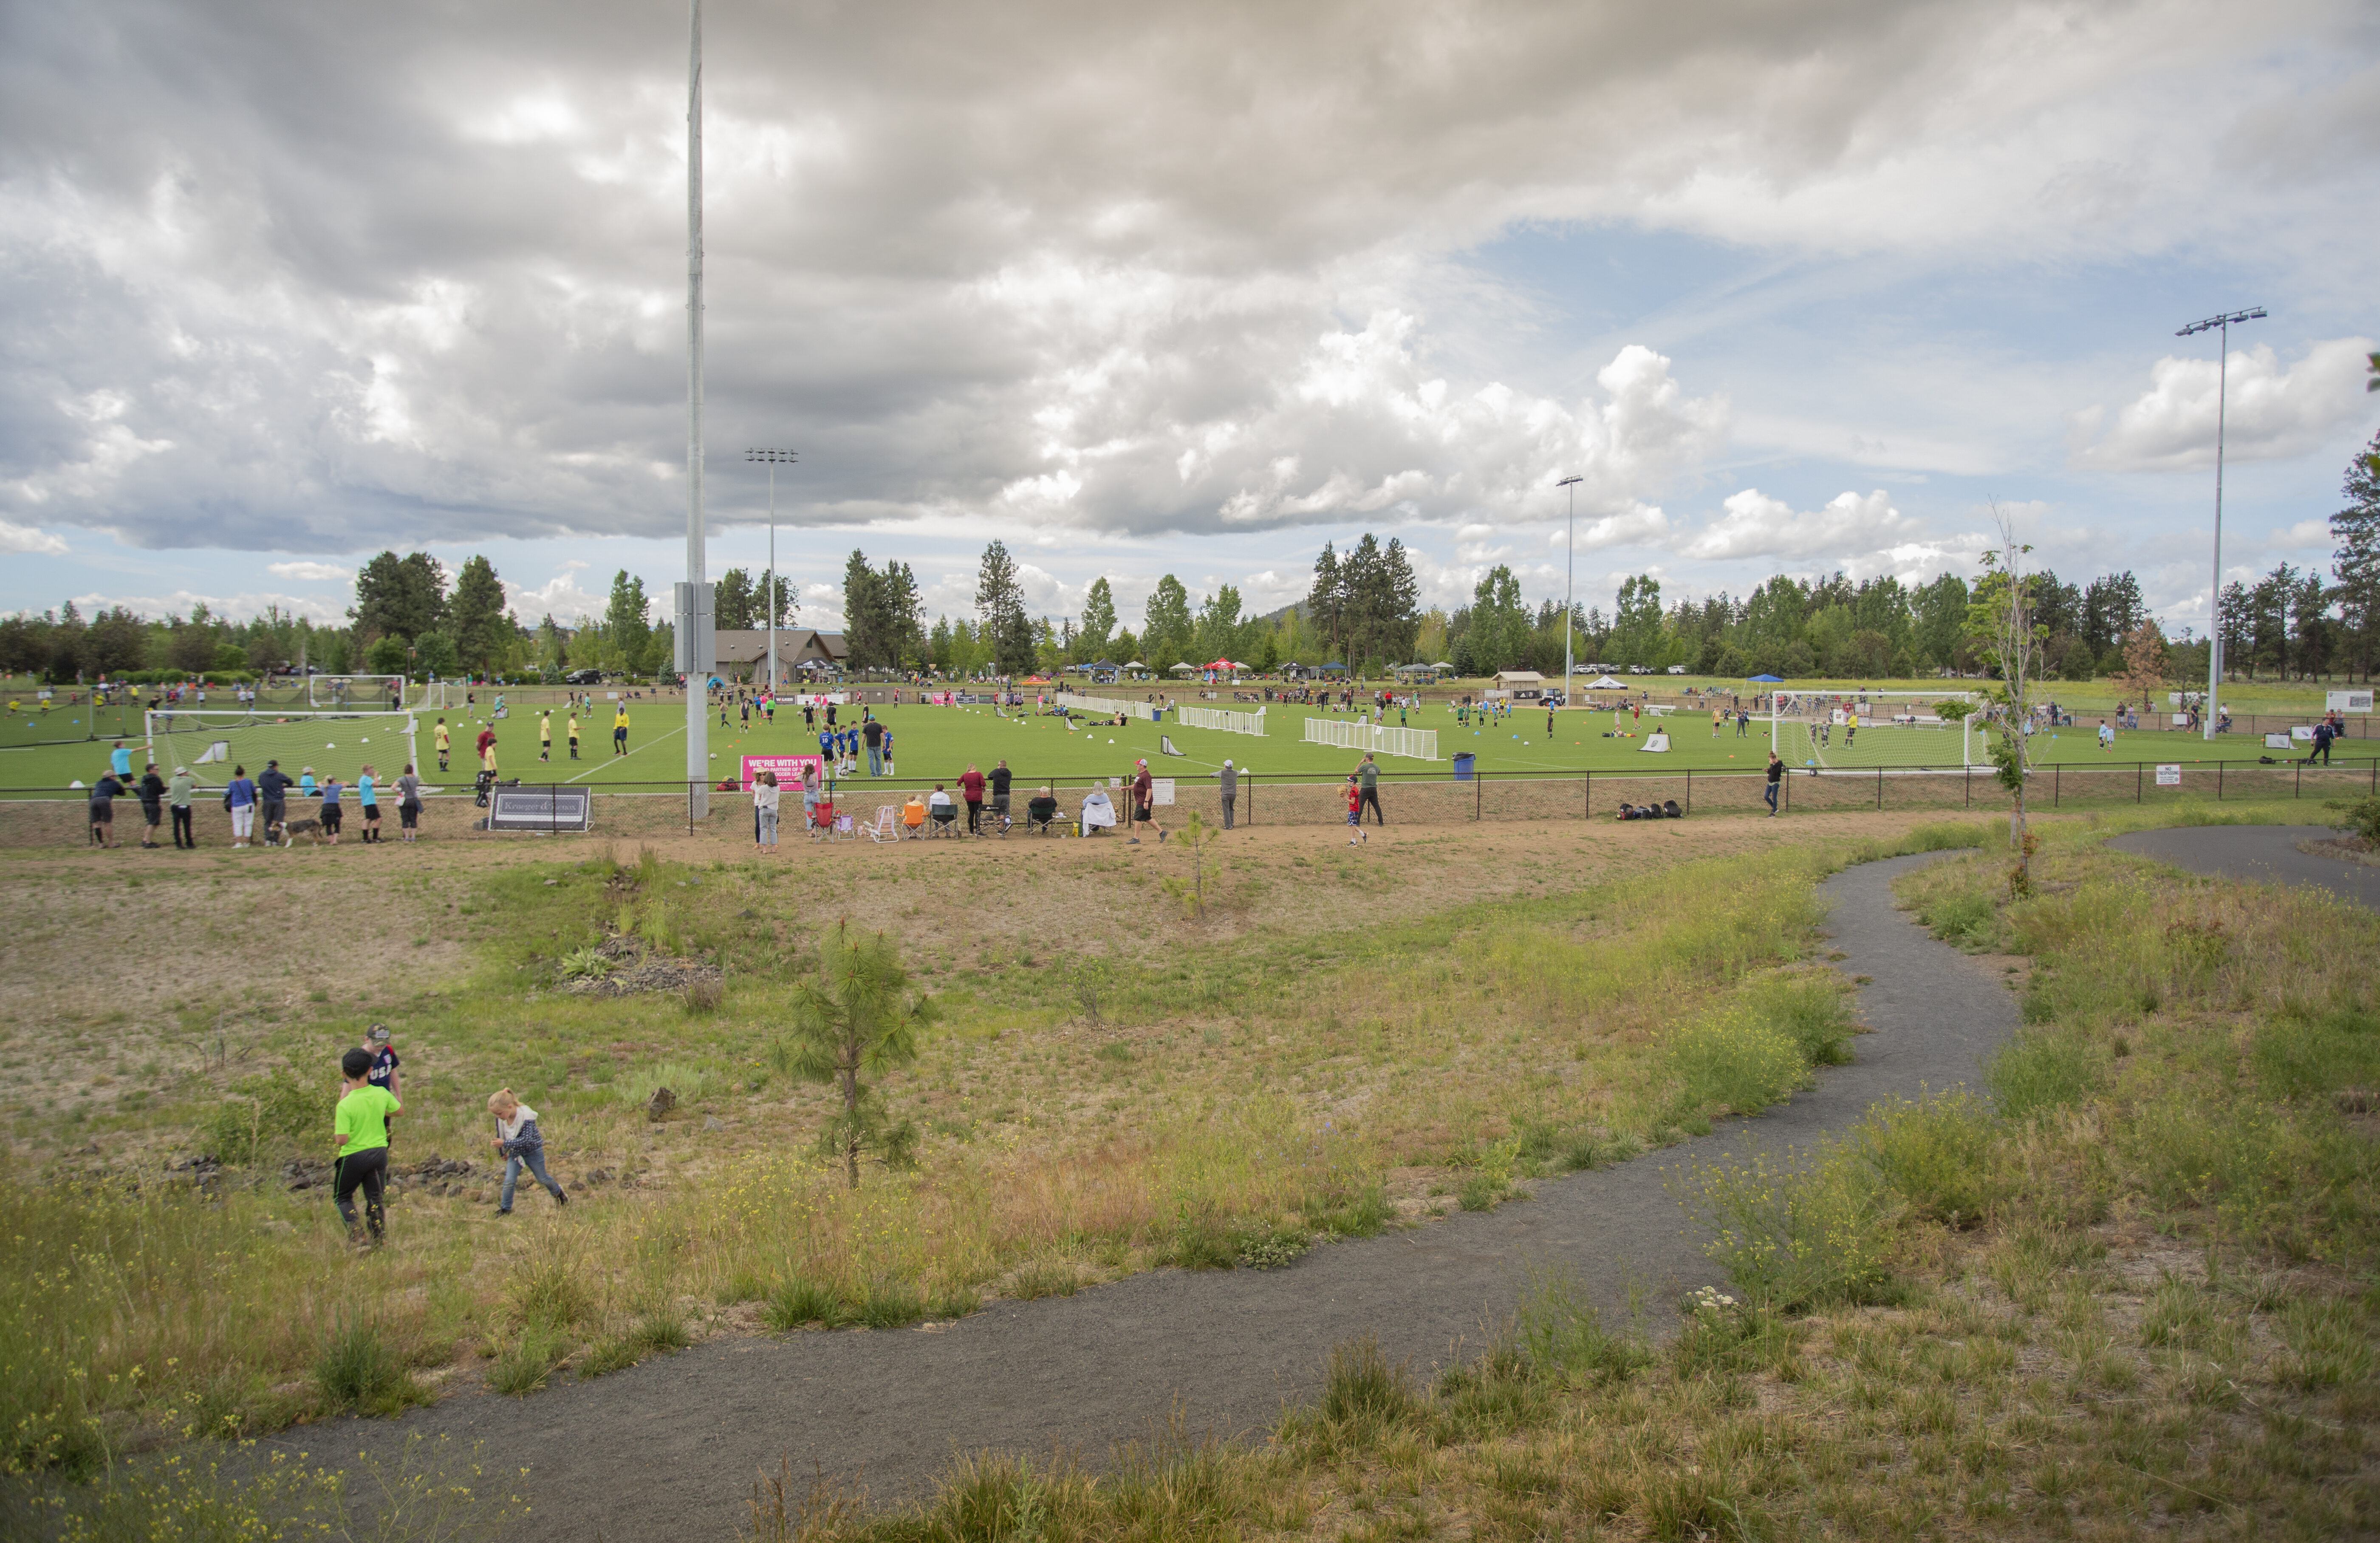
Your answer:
[334,1047,402,1246]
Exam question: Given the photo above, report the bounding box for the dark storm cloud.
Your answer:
[0,0,2370,552]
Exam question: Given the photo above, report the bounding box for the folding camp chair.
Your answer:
[812,799,837,840]
[1024,796,1061,835]
[900,801,927,839]
[863,805,899,843]
[928,803,959,838]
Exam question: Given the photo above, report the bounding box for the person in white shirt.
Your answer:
[752,769,781,849]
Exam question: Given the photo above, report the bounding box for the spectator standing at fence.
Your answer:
[396,764,423,843]
[1219,758,1238,829]
[88,766,122,847]
[989,759,1013,830]
[801,759,824,836]
[1765,752,1784,817]
[864,717,885,776]
[959,762,987,833]
[168,764,196,849]
[753,769,781,850]
[225,764,257,847]
[1131,760,1154,844]
[136,762,166,848]
[1357,753,1384,826]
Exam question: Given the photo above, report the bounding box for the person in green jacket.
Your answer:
[333,1047,401,1246]
[167,765,196,849]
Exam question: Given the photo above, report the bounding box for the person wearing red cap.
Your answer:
[1131,759,1155,844]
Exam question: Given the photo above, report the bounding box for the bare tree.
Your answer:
[1967,504,2045,893]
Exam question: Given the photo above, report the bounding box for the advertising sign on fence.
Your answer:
[739,753,824,793]
[2156,764,2182,786]
[486,787,593,832]
[2329,690,2374,713]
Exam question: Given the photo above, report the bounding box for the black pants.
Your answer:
[172,805,194,847]
[1359,786,1384,825]
[966,800,983,833]
[334,1147,388,1241]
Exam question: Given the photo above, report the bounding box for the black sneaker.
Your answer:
[554,1189,568,1207]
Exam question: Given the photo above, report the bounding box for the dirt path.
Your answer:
[2110,822,2380,913]
[254,850,2015,1540]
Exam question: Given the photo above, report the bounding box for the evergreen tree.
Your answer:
[1306,544,1345,664]
[2332,431,2380,682]
[604,571,653,674]
[714,567,758,631]
[772,923,931,1189]
[975,541,1036,675]
[449,555,507,672]
[1611,574,1665,665]
[1193,584,1244,662]
[842,549,886,668]
[351,551,447,643]
[1079,577,1117,658]
[1143,574,1193,664]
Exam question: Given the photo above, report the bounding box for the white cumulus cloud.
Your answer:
[2069,337,2376,473]
[1682,490,1919,562]
[0,520,69,555]
[264,560,350,583]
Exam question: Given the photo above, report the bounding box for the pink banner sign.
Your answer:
[740,753,824,793]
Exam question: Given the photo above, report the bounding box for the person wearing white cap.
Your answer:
[1218,758,1238,830]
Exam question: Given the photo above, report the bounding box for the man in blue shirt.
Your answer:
[257,760,293,844]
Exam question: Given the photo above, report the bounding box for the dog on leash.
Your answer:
[277,817,325,847]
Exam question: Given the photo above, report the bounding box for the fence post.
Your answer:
[2217,763,2223,800]
[2137,762,2143,802]
[1965,767,1970,807]
[2053,766,2060,807]
[1585,770,1591,820]
[2295,762,2301,798]
[1875,765,1883,810]
[1476,770,1483,822]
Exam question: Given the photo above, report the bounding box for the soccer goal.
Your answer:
[308,674,409,712]
[145,709,420,787]
[1769,691,1980,771]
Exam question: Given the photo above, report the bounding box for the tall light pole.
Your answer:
[676,0,713,817]
[1557,475,1583,705]
[746,449,797,694]
[2175,306,2264,741]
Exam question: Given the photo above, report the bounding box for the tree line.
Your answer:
[8,426,2374,685]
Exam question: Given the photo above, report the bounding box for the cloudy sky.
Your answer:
[4,0,2376,639]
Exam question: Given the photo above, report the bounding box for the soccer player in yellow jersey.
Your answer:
[433,716,451,771]
[612,705,630,756]
[538,710,553,762]
[566,711,580,760]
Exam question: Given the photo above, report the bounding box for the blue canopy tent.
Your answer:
[1747,674,1784,682]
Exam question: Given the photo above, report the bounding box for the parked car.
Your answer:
[563,668,605,685]
[1666,664,1688,674]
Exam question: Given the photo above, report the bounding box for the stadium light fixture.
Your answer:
[2174,306,2264,741]
[1557,475,1583,699]
[746,450,798,693]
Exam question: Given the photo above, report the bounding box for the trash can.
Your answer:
[1452,752,1476,781]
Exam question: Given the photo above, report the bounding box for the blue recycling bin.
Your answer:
[1452,752,1476,781]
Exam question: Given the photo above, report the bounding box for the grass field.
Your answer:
[6,682,2368,801]
[12,796,2378,1540]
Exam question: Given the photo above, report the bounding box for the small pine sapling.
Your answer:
[774,921,933,1188]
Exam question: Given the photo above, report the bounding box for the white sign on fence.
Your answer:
[1150,778,1175,806]
[2328,689,2374,713]
[2170,714,2190,727]
[2156,764,2181,786]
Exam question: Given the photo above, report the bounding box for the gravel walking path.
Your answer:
[287,851,2018,1540]
[2110,822,2380,913]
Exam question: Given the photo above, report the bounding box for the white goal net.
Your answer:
[1769,691,1980,771]
[144,709,420,788]
[309,675,409,711]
